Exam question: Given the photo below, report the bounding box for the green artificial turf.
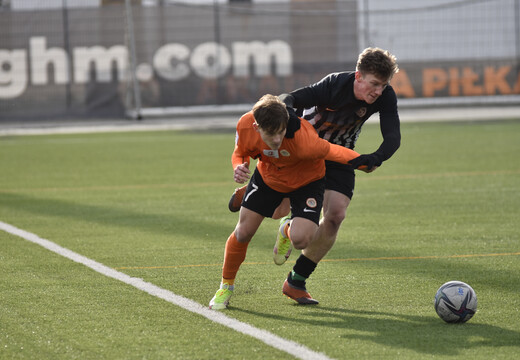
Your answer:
[1,119,519,359]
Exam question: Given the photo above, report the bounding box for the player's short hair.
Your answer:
[252,94,289,134]
[356,47,399,81]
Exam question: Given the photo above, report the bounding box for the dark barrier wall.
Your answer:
[0,6,127,119]
[130,2,358,110]
[0,1,518,120]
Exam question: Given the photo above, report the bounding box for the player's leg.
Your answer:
[283,163,354,305]
[222,207,265,284]
[273,178,324,265]
[277,179,324,305]
[282,217,321,305]
[228,184,247,212]
[229,184,290,219]
[211,170,284,309]
[302,189,350,263]
[209,207,264,310]
[272,197,290,219]
[286,217,319,250]
[303,162,354,263]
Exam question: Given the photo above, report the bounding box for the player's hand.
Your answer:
[284,104,299,120]
[349,153,382,172]
[357,165,378,173]
[233,163,251,183]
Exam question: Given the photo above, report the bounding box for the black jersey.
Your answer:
[289,71,401,162]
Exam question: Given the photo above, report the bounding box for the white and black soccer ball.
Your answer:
[434,281,477,323]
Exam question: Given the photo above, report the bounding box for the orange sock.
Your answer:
[222,278,235,286]
[222,231,249,281]
[283,221,291,239]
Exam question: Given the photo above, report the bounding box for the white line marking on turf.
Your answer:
[0,221,332,360]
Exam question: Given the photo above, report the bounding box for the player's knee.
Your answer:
[291,233,313,250]
[323,210,346,230]
[234,226,254,243]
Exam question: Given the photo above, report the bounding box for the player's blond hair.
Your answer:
[252,94,289,134]
[356,47,399,81]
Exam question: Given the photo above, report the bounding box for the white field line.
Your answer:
[0,221,332,360]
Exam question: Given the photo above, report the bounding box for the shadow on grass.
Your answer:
[233,306,520,356]
[0,191,231,241]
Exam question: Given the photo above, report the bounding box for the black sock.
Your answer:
[288,255,317,288]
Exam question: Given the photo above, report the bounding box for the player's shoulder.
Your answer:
[330,70,355,78]
[292,117,329,155]
[237,111,255,129]
[325,71,355,83]
[384,83,397,95]
[295,117,319,139]
[318,71,355,98]
[378,85,398,106]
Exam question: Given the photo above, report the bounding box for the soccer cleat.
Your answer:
[209,283,234,310]
[273,215,293,265]
[283,278,319,305]
[228,185,247,212]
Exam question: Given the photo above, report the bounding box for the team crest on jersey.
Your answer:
[356,107,367,118]
[263,149,279,158]
[306,198,317,208]
[280,149,290,157]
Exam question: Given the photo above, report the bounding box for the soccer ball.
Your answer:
[434,281,477,323]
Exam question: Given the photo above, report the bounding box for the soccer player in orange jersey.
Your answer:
[209,94,373,309]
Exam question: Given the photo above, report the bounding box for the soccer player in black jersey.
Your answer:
[229,47,401,304]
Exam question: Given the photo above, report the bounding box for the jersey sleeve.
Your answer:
[298,120,360,163]
[289,74,334,108]
[375,86,401,161]
[325,143,360,164]
[231,144,250,169]
[231,113,254,169]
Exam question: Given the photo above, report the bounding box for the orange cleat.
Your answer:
[282,278,319,305]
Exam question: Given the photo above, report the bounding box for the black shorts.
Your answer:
[324,160,355,200]
[242,169,325,225]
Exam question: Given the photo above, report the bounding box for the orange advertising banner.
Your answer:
[392,63,520,99]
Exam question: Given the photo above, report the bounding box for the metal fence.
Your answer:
[0,0,518,120]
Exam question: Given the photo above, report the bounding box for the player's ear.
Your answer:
[355,70,362,81]
[253,121,260,132]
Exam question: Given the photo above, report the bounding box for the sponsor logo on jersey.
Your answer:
[356,107,367,118]
[263,149,279,158]
[280,149,290,157]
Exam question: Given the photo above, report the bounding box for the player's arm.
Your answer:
[231,152,250,184]
[298,117,363,167]
[351,89,401,172]
[325,143,360,164]
[375,114,400,161]
[308,134,371,171]
[305,128,361,165]
[279,73,335,110]
[375,87,401,161]
[231,124,252,184]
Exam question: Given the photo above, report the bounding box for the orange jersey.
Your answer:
[232,112,360,193]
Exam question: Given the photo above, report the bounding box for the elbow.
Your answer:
[278,93,295,108]
[389,133,401,150]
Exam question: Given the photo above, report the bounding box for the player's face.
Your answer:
[256,124,286,150]
[354,71,389,104]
